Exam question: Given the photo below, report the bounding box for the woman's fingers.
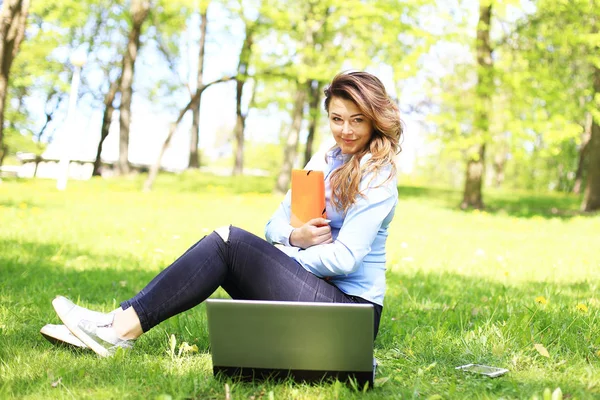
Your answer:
[314,230,332,245]
[290,219,332,249]
[314,225,331,237]
[308,217,331,227]
[318,236,333,245]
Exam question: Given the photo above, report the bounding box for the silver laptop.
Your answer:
[206,299,376,387]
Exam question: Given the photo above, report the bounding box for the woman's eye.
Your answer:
[353,118,363,123]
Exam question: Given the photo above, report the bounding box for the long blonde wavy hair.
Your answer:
[324,71,403,213]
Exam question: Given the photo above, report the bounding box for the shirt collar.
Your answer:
[327,146,372,166]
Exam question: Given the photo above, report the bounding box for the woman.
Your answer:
[43,71,403,357]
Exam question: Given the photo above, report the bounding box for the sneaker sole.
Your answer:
[40,325,88,349]
[53,298,111,357]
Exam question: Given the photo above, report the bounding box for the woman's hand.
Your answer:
[289,218,333,249]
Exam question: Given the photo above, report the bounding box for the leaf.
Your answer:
[534,343,550,358]
[424,362,437,372]
[178,342,198,357]
[168,334,177,359]
[551,387,563,400]
[374,376,390,387]
[225,384,231,400]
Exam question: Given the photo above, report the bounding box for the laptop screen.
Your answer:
[206,299,375,386]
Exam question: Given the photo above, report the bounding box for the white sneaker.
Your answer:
[41,298,115,349]
[40,324,88,349]
[52,296,134,357]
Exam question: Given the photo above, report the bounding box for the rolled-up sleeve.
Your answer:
[294,173,397,277]
[264,190,295,246]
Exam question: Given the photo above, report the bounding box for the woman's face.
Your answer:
[328,96,374,155]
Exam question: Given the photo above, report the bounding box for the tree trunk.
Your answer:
[188,102,201,168]
[35,89,64,142]
[143,69,232,191]
[274,2,325,194]
[461,0,493,210]
[93,78,121,176]
[275,85,307,194]
[232,23,255,176]
[0,144,7,165]
[303,79,322,166]
[492,149,507,188]
[117,0,150,175]
[0,0,29,167]
[581,65,600,211]
[573,112,592,194]
[144,94,197,191]
[188,9,208,169]
[143,4,233,190]
[231,80,246,176]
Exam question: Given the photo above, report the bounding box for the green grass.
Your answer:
[1,172,599,399]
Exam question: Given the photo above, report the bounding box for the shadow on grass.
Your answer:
[0,239,212,357]
[398,185,593,220]
[1,238,598,398]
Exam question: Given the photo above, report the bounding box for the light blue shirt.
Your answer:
[265,147,398,306]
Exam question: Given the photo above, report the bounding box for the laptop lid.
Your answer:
[206,299,375,385]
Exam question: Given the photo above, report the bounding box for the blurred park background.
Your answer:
[0,0,598,210]
[1,0,600,399]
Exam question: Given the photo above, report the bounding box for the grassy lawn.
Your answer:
[1,172,598,399]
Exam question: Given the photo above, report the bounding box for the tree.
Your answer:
[573,113,592,194]
[275,80,308,193]
[93,76,121,176]
[507,0,600,208]
[582,65,600,211]
[269,0,435,194]
[0,0,30,166]
[230,0,264,176]
[460,0,492,209]
[303,79,322,166]
[186,2,209,169]
[273,0,336,194]
[117,0,151,175]
[186,5,208,169]
[143,0,233,190]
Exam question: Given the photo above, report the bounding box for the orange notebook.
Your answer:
[290,169,327,228]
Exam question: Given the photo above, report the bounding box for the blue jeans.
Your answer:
[121,226,382,338]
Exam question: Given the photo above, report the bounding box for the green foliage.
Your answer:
[2,0,598,197]
[0,177,598,398]
[491,0,598,193]
[209,140,283,175]
[3,133,45,158]
[5,0,128,152]
[419,0,600,194]
[242,141,283,174]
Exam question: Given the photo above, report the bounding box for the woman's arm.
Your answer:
[293,170,397,277]
[264,190,295,246]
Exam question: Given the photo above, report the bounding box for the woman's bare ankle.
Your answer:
[112,307,143,340]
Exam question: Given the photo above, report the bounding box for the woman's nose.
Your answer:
[341,121,352,134]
